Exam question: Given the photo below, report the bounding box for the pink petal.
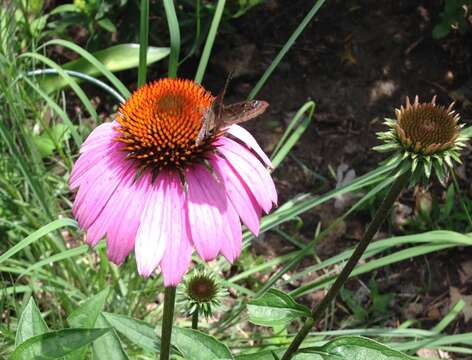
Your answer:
[79,122,116,154]
[209,154,261,235]
[185,165,228,261]
[70,126,123,190]
[72,150,133,230]
[85,168,151,263]
[225,125,272,168]
[105,172,152,264]
[69,141,122,189]
[216,137,277,213]
[219,201,242,263]
[160,205,193,286]
[135,171,184,277]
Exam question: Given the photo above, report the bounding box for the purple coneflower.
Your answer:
[70,78,276,286]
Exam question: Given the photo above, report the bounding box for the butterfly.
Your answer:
[196,75,269,145]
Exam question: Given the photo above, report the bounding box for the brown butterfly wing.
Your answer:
[218,100,269,129]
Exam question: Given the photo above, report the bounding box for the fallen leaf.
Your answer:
[449,286,472,322]
[459,260,472,285]
[417,348,452,359]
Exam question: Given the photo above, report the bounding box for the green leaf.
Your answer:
[15,298,48,347]
[248,289,311,326]
[10,328,109,360]
[92,313,129,360]
[236,351,315,360]
[65,289,110,360]
[39,43,170,93]
[302,336,414,359]
[171,327,233,360]
[68,288,109,328]
[32,124,72,158]
[101,312,160,353]
[64,43,169,78]
[433,22,451,39]
[97,17,117,33]
[31,134,55,158]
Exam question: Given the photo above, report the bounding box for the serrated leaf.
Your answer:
[248,289,311,327]
[302,336,414,359]
[15,298,48,347]
[10,328,109,360]
[92,313,129,360]
[171,327,233,360]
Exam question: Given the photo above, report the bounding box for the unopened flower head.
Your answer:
[69,78,277,286]
[375,96,468,185]
[181,270,227,318]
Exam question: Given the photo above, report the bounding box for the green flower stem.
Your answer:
[281,169,411,360]
[160,286,177,360]
[192,310,199,330]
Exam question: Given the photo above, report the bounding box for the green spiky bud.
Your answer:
[180,270,227,319]
[374,96,469,186]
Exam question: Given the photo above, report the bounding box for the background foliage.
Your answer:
[1,0,472,359]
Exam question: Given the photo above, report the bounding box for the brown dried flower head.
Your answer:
[375,96,469,185]
[394,96,460,155]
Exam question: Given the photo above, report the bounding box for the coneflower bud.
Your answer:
[181,270,227,319]
[374,96,469,186]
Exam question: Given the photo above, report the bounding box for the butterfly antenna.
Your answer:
[216,70,234,119]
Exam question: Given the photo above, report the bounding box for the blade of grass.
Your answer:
[248,0,326,100]
[27,69,125,104]
[17,245,90,280]
[271,100,315,168]
[39,39,130,99]
[163,0,180,78]
[20,52,98,122]
[0,219,77,265]
[194,0,226,84]
[22,76,82,146]
[138,0,149,87]
[432,300,465,334]
[0,118,54,219]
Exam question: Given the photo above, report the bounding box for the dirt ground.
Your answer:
[196,0,472,336]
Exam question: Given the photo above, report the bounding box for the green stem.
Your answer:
[160,286,177,360]
[192,310,199,330]
[138,0,149,87]
[451,171,472,227]
[281,169,410,360]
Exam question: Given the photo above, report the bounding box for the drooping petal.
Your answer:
[209,154,261,235]
[135,171,185,277]
[72,149,133,230]
[79,121,117,154]
[219,201,242,263]
[186,165,228,261]
[160,204,193,286]
[225,124,272,168]
[85,168,151,263]
[216,137,277,213]
[105,172,152,264]
[69,123,122,190]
